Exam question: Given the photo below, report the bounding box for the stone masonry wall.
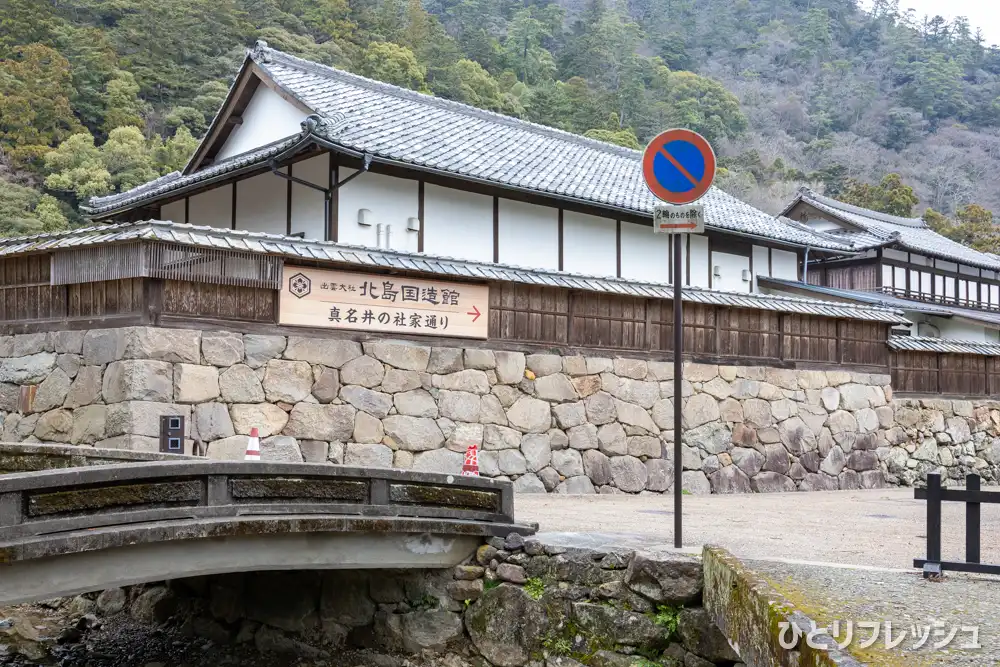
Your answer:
[29,535,741,667]
[0,325,996,492]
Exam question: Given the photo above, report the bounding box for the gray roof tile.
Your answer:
[789,188,1000,271]
[88,43,860,253]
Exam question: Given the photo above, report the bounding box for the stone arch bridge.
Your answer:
[0,460,533,605]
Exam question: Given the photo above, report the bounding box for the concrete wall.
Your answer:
[5,326,997,493]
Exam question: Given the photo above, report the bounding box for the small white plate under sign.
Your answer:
[653,204,705,234]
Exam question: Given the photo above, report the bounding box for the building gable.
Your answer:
[215,84,310,162]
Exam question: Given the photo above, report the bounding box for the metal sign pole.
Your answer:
[673,235,683,548]
[641,127,716,552]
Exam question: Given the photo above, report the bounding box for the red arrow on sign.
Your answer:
[659,222,699,230]
[467,305,481,322]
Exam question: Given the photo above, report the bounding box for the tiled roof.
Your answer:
[759,276,1000,328]
[86,135,303,214]
[0,220,909,324]
[888,337,1000,356]
[87,42,859,253]
[786,188,1000,271]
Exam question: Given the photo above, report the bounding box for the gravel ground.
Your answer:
[516,487,1000,569]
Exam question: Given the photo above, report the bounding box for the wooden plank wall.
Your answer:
[163,280,276,322]
[488,284,889,368]
[0,256,66,322]
[891,350,1000,396]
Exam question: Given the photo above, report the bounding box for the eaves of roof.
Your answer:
[888,337,1000,356]
[0,220,910,325]
[759,276,1000,328]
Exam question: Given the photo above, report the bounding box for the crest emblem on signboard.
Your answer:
[288,273,312,298]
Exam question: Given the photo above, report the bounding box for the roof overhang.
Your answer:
[0,220,910,325]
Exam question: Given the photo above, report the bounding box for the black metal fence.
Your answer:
[914,472,1000,577]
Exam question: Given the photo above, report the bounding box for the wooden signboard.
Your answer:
[279,267,489,339]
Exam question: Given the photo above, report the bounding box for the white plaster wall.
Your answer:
[235,171,286,235]
[944,276,956,299]
[423,184,493,262]
[338,170,419,252]
[689,234,709,288]
[909,269,920,294]
[711,251,751,293]
[676,236,689,286]
[919,272,932,296]
[290,154,329,241]
[805,219,842,233]
[216,86,309,162]
[771,249,798,280]
[160,199,186,224]
[883,265,893,289]
[991,285,999,306]
[934,316,993,342]
[752,245,770,289]
[883,248,908,262]
[960,264,980,276]
[497,199,558,271]
[937,259,958,272]
[187,186,231,229]
[619,221,669,283]
[563,211,617,277]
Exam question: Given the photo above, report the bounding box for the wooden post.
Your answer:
[966,474,981,565]
[925,473,942,573]
[778,313,786,361]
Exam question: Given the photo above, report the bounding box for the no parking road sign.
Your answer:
[641,128,717,551]
[643,129,716,234]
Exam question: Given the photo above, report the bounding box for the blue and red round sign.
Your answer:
[642,129,716,205]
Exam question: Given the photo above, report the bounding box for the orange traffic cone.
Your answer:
[245,427,261,461]
[461,443,479,477]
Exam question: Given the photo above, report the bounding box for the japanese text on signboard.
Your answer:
[280,267,489,339]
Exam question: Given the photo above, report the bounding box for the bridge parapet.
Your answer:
[0,462,533,604]
[0,461,521,543]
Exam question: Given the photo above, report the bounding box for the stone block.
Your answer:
[561,356,588,377]
[354,411,385,444]
[709,465,752,493]
[194,402,235,442]
[499,449,527,475]
[394,389,438,418]
[556,476,596,494]
[243,334,286,368]
[426,347,463,374]
[682,471,712,495]
[572,375,601,398]
[494,351,526,384]
[202,331,244,366]
[263,360,314,403]
[383,415,444,451]
[521,433,551,472]
[446,422,482,452]
[345,443,393,467]
[364,340,430,371]
[439,390,481,422]
[513,473,546,493]
[613,358,648,380]
[682,393,720,429]
[341,385,393,419]
[31,367,71,413]
[82,329,127,366]
[507,396,552,433]
[480,394,508,426]
[261,435,304,462]
[582,449,612,485]
[597,422,627,456]
[71,405,107,444]
[13,333,50,356]
[464,349,496,370]
[340,355,385,388]
[628,435,661,458]
[0,352,56,385]
[105,402,191,438]
[526,354,562,377]
[750,471,796,493]
[646,459,672,492]
[551,448,584,477]
[484,424,521,450]
[283,403,355,442]
[433,369,490,394]
[285,336,362,367]
[614,399,657,433]
[584,392,618,426]
[56,353,81,379]
[125,327,200,363]
[230,403,288,437]
[102,359,173,403]
[219,364,265,403]
[298,440,328,463]
[611,455,647,493]
[535,373,579,403]
[174,363,220,403]
[381,368,422,394]
[64,366,103,409]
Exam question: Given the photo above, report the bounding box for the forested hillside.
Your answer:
[2,0,1000,244]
